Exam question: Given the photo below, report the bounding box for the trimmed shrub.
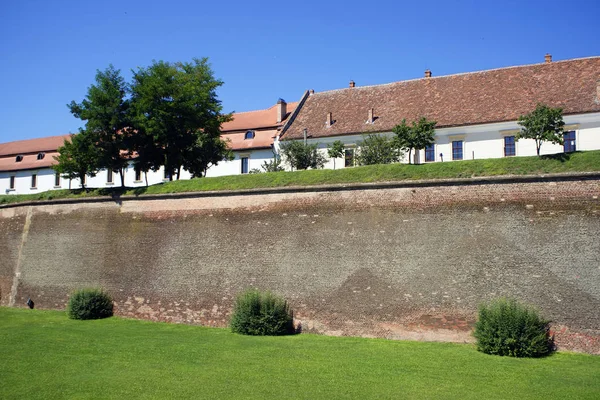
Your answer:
[67,288,114,320]
[473,298,553,357]
[230,289,295,336]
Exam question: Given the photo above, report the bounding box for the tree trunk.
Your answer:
[176,166,181,180]
[145,172,148,187]
[536,140,541,156]
[408,149,412,164]
[333,159,336,170]
[119,169,125,188]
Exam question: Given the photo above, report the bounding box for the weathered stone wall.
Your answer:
[1,177,599,353]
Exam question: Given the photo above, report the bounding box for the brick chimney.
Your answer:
[349,80,355,88]
[367,108,374,124]
[425,69,432,78]
[326,112,333,127]
[545,53,552,63]
[276,98,287,123]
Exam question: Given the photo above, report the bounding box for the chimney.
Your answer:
[309,89,315,95]
[367,108,374,124]
[326,112,333,127]
[545,53,552,63]
[349,80,355,88]
[424,69,432,78]
[276,98,287,123]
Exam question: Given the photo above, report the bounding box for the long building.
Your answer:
[279,54,600,167]
[1,54,599,195]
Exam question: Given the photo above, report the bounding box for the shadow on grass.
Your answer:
[540,152,573,162]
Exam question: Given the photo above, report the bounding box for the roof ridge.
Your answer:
[311,56,600,96]
[230,103,278,115]
[0,133,72,147]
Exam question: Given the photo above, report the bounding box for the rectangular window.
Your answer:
[9,176,15,189]
[107,169,113,184]
[241,157,249,174]
[344,148,355,167]
[134,167,142,182]
[31,174,37,188]
[563,131,576,153]
[425,144,435,162]
[452,140,463,160]
[54,172,61,187]
[504,136,516,157]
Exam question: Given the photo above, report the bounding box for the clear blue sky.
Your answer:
[1,0,599,143]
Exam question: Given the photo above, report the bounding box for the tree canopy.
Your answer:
[280,141,326,170]
[516,104,565,156]
[357,134,402,166]
[327,140,345,169]
[392,117,437,164]
[52,130,100,189]
[55,58,233,186]
[129,58,232,180]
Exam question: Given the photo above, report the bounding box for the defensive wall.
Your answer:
[1,174,599,353]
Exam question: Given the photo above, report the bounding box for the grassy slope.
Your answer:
[1,308,599,400]
[1,151,600,206]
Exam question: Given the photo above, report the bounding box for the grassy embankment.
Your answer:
[2,151,599,206]
[0,308,599,399]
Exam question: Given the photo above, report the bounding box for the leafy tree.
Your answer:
[261,150,285,172]
[357,134,402,165]
[68,65,131,187]
[183,135,234,178]
[517,104,565,156]
[53,130,100,189]
[130,58,232,180]
[327,140,345,169]
[280,141,326,170]
[392,117,436,164]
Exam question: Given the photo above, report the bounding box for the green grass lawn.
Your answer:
[2,150,600,206]
[1,308,598,399]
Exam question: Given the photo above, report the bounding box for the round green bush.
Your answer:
[230,289,295,336]
[473,298,553,357]
[67,288,114,320]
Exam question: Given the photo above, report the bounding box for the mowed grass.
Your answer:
[1,308,598,400]
[1,150,600,206]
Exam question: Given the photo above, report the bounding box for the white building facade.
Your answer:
[279,55,600,169]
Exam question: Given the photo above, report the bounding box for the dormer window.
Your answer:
[37,152,45,160]
[245,130,255,140]
[15,155,23,162]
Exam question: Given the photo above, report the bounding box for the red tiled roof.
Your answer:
[224,129,278,151]
[282,57,600,140]
[222,102,299,132]
[0,151,60,172]
[0,134,72,157]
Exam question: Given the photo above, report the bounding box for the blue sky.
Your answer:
[1,0,599,143]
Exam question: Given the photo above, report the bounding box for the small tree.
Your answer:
[261,150,285,173]
[517,103,565,156]
[357,134,402,166]
[53,131,100,189]
[280,141,326,170]
[327,140,345,169]
[392,117,436,164]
